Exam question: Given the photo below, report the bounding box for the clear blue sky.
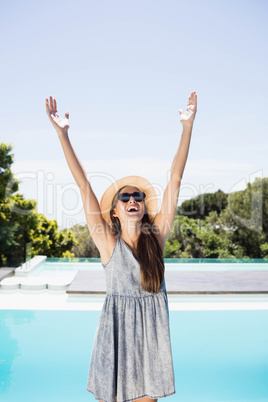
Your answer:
[1,0,267,228]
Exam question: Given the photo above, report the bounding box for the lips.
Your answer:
[126,206,139,212]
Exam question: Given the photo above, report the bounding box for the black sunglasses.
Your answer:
[117,191,146,203]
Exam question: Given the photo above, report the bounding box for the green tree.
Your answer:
[164,215,204,258]
[30,214,76,258]
[164,208,251,259]
[204,211,245,258]
[219,178,268,258]
[0,143,19,201]
[0,143,20,264]
[178,189,228,219]
[165,178,268,259]
[67,224,100,258]
[260,243,268,259]
[0,143,75,266]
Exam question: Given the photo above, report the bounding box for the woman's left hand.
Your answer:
[179,91,197,127]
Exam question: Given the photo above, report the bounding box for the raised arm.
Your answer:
[153,91,197,249]
[45,96,115,258]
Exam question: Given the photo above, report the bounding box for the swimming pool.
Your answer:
[1,257,268,401]
[26,257,268,278]
[1,308,268,402]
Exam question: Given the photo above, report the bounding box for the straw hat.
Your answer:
[100,176,158,227]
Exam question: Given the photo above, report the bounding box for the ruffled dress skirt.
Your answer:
[87,236,175,402]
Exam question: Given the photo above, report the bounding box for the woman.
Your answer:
[46,91,197,402]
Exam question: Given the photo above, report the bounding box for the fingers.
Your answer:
[46,95,59,115]
[45,98,52,118]
[49,96,54,112]
[54,98,57,113]
[190,91,197,104]
[179,92,197,124]
[187,91,197,109]
[46,96,59,123]
[48,95,58,114]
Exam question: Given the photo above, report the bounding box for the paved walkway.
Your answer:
[66,270,268,294]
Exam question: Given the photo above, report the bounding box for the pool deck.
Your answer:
[0,268,16,281]
[2,268,268,311]
[1,266,268,295]
[66,270,268,294]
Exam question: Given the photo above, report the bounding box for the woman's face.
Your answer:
[112,186,146,226]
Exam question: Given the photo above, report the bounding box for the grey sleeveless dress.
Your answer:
[86,236,175,402]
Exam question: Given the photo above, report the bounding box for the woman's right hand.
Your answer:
[45,96,69,135]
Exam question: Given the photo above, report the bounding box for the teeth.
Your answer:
[127,207,138,212]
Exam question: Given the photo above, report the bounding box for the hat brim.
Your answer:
[100,176,158,228]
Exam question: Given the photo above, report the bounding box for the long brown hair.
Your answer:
[110,187,165,294]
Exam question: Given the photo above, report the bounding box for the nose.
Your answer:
[129,195,136,203]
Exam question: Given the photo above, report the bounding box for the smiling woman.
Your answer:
[112,187,147,223]
[111,186,147,235]
[105,183,165,295]
[45,92,197,402]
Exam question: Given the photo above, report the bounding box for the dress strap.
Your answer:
[102,236,119,268]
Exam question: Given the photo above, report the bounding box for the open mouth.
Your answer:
[126,206,139,213]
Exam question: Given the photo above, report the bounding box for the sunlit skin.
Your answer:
[46,92,197,402]
[112,186,146,251]
[45,92,197,262]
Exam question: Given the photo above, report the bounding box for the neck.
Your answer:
[120,220,142,249]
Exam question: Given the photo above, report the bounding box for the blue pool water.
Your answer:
[30,257,268,278]
[1,309,268,402]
